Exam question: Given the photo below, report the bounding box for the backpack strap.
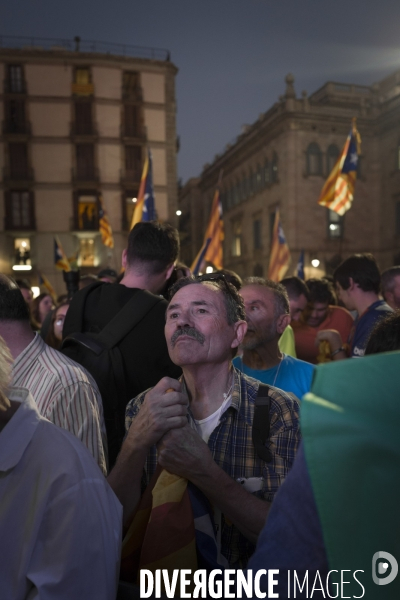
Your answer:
[63,281,104,335]
[252,383,272,463]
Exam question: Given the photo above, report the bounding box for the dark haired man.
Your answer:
[292,278,353,364]
[280,276,310,322]
[63,221,182,460]
[331,254,393,357]
[233,278,314,400]
[381,265,400,310]
[0,275,107,474]
[108,275,300,568]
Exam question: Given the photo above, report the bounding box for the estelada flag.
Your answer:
[318,119,361,216]
[191,173,224,274]
[268,209,290,282]
[98,196,114,249]
[54,236,71,272]
[130,149,156,230]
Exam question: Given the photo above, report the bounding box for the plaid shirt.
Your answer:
[125,367,301,566]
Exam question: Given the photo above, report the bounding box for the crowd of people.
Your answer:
[0,221,399,599]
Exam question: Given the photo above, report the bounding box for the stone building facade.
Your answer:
[0,36,178,293]
[179,71,400,279]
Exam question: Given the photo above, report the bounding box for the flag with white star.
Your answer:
[318,120,361,216]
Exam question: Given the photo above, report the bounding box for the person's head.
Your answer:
[303,278,336,328]
[165,274,246,367]
[334,254,381,310]
[79,274,98,290]
[240,277,290,351]
[31,293,54,325]
[97,268,118,284]
[214,269,243,291]
[123,221,180,290]
[365,312,400,355]
[44,302,70,350]
[0,335,12,411]
[280,277,310,321]
[381,266,400,310]
[0,275,30,323]
[15,279,33,304]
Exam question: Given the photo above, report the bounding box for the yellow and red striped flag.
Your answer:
[37,271,57,302]
[268,209,291,282]
[98,196,114,248]
[54,236,71,272]
[130,149,156,230]
[191,172,224,274]
[318,119,361,216]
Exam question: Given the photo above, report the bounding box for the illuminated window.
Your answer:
[14,238,31,266]
[328,209,344,239]
[232,220,242,257]
[77,195,98,231]
[79,238,95,267]
[75,68,90,85]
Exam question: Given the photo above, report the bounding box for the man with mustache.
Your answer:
[108,275,301,568]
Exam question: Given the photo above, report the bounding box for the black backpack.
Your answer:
[253,383,273,463]
[61,283,163,469]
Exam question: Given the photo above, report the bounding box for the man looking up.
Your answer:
[108,275,300,568]
[381,265,400,310]
[233,278,314,400]
[292,278,353,364]
[280,276,310,322]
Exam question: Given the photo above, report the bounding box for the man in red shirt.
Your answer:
[292,278,353,364]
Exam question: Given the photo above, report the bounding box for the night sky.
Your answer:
[2,0,400,182]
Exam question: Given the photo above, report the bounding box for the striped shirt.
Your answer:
[125,367,301,566]
[12,334,108,475]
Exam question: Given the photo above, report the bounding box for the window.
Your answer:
[232,220,242,257]
[14,238,31,266]
[271,152,278,182]
[327,145,340,173]
[79,238,96,267]
[5,191,35,230]
[77,195,98,230]
[124,105,141,137]
[72,68,93,96]
[75,68,90,85]
[328,209,344,239]
[74,101,93,135]
[8,65,24,93]
[76,144,95,180]
[241,177,247,201]
[5,99,26,133]
[307,143,322,175]
[125,146,142,180]
[9,143,29,179]
[123,191,139,229]
[249,170,254,195]
[256,165,262,191]
[253,219,262,250]
[263,160,270,186]
[123,71,142,100]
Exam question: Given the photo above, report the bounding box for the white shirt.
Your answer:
[0,387,122,600]
[12,334,108,475]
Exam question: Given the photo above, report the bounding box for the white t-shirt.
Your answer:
[194,393,232,443]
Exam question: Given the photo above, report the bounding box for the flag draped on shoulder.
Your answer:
[191,173,224,274]
[37,271,57,302]
[268,209,290,282]
[54,236,71,272]
[130,149,156,230]
[318,119,361,216]
[98,196,114,248]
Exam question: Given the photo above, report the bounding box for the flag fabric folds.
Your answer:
[296,250,305,280]
[268,209,291,282]
[37,271,57,302]
[191,181,224,275]
[98,196,114,249]
[120,465,226,589]
[54,237,71,272]
[318,120,361,216]
[130,149,156,230]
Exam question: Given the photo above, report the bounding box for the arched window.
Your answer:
[307,143,322,175]
[271,152,278,182]
[327,144,340,173]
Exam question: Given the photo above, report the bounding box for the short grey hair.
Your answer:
[0,336,12,411]
[242,277,290,318]
[381,266,400,294]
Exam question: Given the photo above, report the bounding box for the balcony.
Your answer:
[70,122,98,137]
[122,85,143,102]
[120,168,141,186]
[2,120,31,135]
[120,123,146,140]
[3,80,27,95]
[72,166,99,184]
[3,166,34,182]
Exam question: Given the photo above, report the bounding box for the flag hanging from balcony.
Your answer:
[191,172,224,274]
[268,209,290,282]
[98,196,114,249]
[130,149,156,230]
[37,271,57,302]
[318,119,361,216]
[54,237,71,272]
